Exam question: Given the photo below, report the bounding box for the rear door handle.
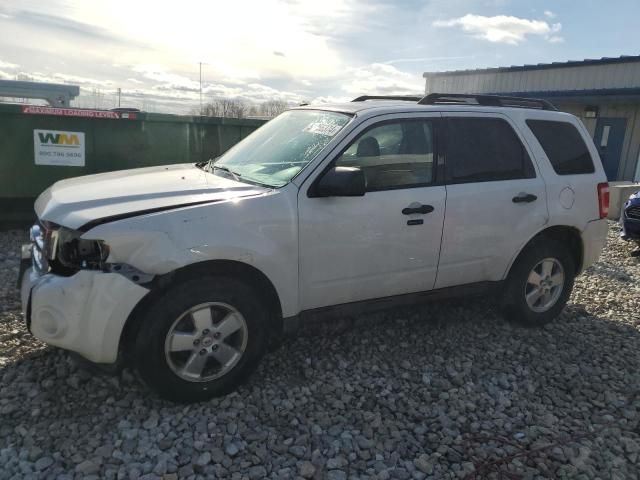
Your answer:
[402,204,434,215]
[512,193,537,204]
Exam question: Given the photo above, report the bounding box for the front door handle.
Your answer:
[402,204,434,215]
[512,193,537,204]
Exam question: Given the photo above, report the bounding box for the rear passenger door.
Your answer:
[435,113,548,289]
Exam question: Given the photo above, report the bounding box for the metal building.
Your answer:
[423,55,640,182]
[0,80,80,107]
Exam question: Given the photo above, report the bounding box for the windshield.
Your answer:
[211,110,351,187]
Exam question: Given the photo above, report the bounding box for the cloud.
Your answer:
[341,63,422,97]
[0,3,12,20]
[433,14,563,45]
[51,72,114,87]
[133,65,200,92]
[66,0,343,79]
[92,64,310,112]
[1,0,427,113]
[308,95,351,104]
[544,10,556,19]
[12,10,136,46]
[3,70,114,88]
[383,56,476,65]
[0,59,18,69]
[11,0,566,114]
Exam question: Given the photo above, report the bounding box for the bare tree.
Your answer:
[259,99,289,117]
[195,97,292,118]
[200,97,250,118]
[247,104,260,117]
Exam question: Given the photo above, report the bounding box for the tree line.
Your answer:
[197,98,291,118]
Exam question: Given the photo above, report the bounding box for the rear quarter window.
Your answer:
[526,120,595,175]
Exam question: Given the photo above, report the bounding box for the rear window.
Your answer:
[526,120,595,175]
[445,117,535,184]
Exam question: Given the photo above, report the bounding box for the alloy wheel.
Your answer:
[164,302,248,382]
[524,258,565,313]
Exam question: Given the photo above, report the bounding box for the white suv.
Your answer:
[19,94,609,402]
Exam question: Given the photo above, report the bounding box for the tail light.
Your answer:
[597,182,609,219]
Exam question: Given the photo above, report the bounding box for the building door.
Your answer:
[594,117,627,180]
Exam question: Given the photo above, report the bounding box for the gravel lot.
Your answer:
[1,223,639,480]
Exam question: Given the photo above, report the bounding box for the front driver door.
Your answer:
[298,114,446,310]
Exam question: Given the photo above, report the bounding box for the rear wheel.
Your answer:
[502,239,575,326]
[134,275,268,402]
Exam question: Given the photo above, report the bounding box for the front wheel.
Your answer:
[502,239,576,326]
[134,275,268,402]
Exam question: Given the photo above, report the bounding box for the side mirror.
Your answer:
[313,166,366,197]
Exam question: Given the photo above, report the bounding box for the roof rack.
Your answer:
[419,93,557,111]
[352,95,423,102]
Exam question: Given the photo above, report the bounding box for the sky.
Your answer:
[0,0,639,114]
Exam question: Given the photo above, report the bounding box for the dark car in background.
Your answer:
[621,190,640,246]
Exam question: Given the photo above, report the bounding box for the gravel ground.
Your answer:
[1,223,639,480]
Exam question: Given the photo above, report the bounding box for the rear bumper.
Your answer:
[581,219,608,271]
[20,264,149,364]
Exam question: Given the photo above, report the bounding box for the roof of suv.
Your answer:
[294,94,569,119]
[295,100,575,120]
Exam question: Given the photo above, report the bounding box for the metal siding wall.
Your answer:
[515,71,526,91]
[621,64,636,85]
[425,61,640,94]
[533,70,547,91]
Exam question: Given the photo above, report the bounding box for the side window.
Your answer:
[445,117,535,184]
[335,120,435,191]
[526,120,595,175]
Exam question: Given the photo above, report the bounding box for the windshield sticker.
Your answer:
[303,122,342,137]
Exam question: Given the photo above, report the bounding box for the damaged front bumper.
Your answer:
[19,248,150,364]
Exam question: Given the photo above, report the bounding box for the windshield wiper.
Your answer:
[201,157,218,172]
[213,164,242,182]
[208,160,276,188]
[196,157,220,171]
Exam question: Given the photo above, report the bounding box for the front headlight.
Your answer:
[54,227,110,271]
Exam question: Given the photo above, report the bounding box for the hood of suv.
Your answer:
[35,163,270,230]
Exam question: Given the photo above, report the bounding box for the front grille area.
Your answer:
[626,206,640,220]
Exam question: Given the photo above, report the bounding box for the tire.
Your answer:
[502,238,575,327]
[134,275,268,402]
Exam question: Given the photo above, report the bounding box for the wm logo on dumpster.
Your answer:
[38,132,80,145]
[34,129,85,167]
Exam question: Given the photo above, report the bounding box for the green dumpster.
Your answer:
[0,104,266,223]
